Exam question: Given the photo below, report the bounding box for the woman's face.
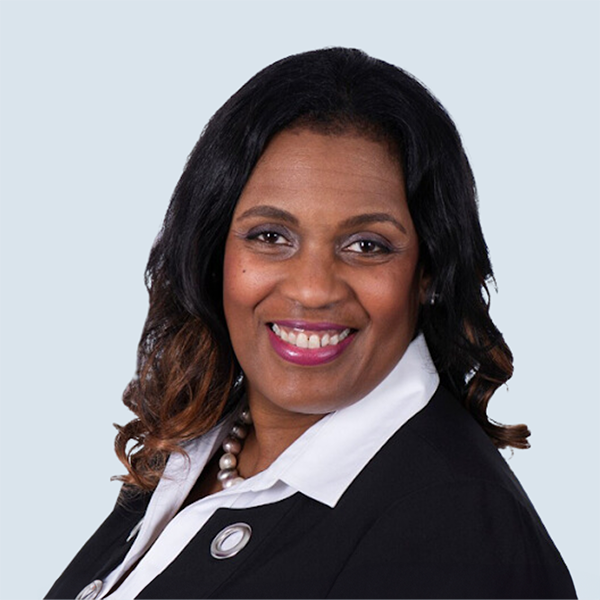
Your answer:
[223,128,426,418]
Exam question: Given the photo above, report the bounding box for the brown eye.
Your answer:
[345,239,390,254]
[358,240,377,253]
[259,232,286,244]
[245,227,291,246]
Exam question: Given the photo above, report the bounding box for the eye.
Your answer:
[246,227,291,246]
[257,231,287,244]
[344,238,391,254]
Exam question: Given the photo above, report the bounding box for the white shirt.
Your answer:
[99,333,439,599]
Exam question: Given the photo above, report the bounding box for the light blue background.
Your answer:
[1,1,598,598]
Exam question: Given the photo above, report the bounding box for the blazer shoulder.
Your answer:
[328,477,577,599]
[388,385,530,498]
[45,486,151,599]
[329,386,577,598]
[344,386,552,544]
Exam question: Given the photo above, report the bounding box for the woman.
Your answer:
[46,48,576,599]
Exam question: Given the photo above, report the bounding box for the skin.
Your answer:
[218,127,429,480]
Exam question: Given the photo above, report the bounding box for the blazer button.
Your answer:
[210,523,252,560]
[75,579,103,600]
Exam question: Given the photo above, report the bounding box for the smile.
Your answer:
[270,323,351,348]
[266,321,357,366]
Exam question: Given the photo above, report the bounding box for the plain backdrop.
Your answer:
[0,1,598,598]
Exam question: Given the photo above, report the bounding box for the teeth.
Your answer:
[270,324,352,349]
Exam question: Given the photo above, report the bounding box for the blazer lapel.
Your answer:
[136,493,305,599]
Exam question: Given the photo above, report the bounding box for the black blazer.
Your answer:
[46,386,576,599]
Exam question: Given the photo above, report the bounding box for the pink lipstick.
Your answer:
[266,321,356,366]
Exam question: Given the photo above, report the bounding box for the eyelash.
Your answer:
[244,227,394,255]
[344,239,392,255]
[246,228,291,245]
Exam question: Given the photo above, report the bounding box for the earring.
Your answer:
[429,292,440,306]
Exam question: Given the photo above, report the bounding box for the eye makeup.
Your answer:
[243,224,294,245]
[342,233,397,255]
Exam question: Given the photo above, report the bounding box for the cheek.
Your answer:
[362,264,422,333]
[222,246,250,324]
[222,244,276,325]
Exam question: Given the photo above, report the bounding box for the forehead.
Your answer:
[236,128,407,217]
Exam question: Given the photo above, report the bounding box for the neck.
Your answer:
[237,401,325,478]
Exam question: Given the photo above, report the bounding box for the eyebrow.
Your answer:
[237,205,299,226]
[236,205,407,234]
[341,213,407,234]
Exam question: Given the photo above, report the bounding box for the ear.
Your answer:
[417,266,431,305]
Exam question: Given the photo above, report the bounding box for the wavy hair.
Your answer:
[115,48,530,491]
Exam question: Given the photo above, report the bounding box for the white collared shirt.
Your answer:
[98,333,439,599]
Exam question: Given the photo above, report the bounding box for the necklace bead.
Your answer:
[217,468,239,483]
[219,452,237,471]
[216,406,251,490]
[222,436,242,454]
[231,423,248,439]
[239,407,253,425]
[222,476,245,489]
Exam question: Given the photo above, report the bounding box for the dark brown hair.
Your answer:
[115,48,529,491]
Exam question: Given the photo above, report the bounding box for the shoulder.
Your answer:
[358,385,532,504]
[351,386,558,545]
[339,385,546,535]
[45,487,151,599]
[335,386,552,546]
[327,386,577,598]
[329,477,576,598]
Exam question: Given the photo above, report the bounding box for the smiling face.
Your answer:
[223,127,426,420]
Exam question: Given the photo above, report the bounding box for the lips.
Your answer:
[266,321,357,366]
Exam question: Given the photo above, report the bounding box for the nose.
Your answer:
[279,246,350,309]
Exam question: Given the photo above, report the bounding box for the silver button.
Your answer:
[75,579,103,600]
[210,522,252,559]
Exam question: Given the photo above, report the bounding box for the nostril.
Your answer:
[280,270,349,309]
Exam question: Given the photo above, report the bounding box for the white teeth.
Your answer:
[296,333,309,348]
[271,324,352,349]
